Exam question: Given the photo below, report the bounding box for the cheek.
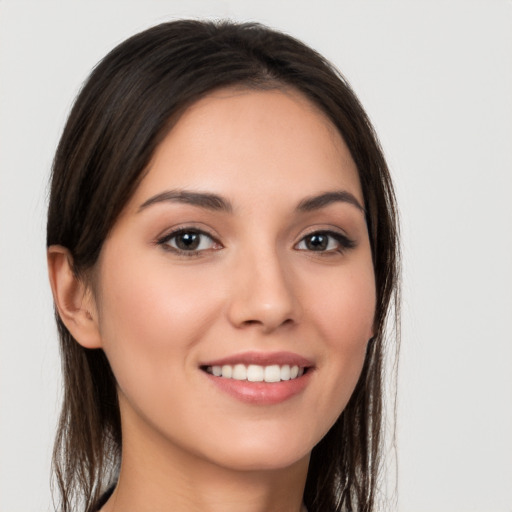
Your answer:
[313,258,376,348]
[307,261,376,421]
[94,254,222,393]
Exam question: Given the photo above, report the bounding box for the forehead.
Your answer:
[130,87,363,211]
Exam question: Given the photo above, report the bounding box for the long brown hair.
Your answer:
[47,20,400,512]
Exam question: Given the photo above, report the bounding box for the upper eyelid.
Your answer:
[157,224,220,243]
[296,225,353,240]
[299,230,352,241]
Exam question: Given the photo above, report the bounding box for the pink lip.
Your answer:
[203,371,312,405]
[199,351,314,406]
[200,351,314,368]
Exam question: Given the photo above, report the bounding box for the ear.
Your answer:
[47,245,102,349]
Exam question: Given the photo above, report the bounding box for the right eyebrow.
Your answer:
[138,189,233,213]
[296,190,365,214]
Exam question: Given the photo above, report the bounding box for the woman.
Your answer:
[47,19,399,512]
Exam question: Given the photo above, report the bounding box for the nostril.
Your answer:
[238,317,295,333]
[242,319,261,326]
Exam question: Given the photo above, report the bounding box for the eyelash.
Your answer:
[156,228,355,257]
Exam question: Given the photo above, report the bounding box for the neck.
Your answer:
[101,407,309,512]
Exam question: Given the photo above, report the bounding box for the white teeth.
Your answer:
[221,365,232,378]
[247,365,264,382]
[206,364,304,382]
[264,365,281,382]
[280,364,291,381]
[232,364,247,380]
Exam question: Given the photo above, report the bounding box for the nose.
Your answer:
[226,247,302,333]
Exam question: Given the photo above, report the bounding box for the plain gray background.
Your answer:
[1,1,511,511]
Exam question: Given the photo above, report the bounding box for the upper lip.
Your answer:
[200,351,314,368]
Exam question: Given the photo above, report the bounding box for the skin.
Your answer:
[48,88,376,512]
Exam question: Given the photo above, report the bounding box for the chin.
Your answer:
[191,425,317,473]
[211,445,311,473]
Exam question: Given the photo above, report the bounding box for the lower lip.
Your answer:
[203,371,312,405]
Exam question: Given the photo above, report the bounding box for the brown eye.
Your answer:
[174,232,201,250]
[159,229,218,254]
[296,231,356,253]
[303,233,329,251]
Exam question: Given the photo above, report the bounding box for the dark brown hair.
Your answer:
[47,19,400,512]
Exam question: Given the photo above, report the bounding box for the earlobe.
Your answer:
[47,245,102,349]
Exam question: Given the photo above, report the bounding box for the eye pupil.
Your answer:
[306,234,328,251]
[176,232,200,250]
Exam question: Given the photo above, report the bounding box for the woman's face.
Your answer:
[91,88,375,472]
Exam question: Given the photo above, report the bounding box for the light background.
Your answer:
[1,1,511,511]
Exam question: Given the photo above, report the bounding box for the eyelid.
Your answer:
[155,222,221,243]
[298,224,354,241]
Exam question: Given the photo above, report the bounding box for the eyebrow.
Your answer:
[138,190,233,213]
[138,188,364,215]
[296,191,365,213]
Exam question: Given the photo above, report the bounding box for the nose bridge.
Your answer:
[227,239,301,332]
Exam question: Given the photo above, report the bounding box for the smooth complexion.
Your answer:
[49,88,376,512]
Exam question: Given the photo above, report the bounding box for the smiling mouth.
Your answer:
[202,364,307,383]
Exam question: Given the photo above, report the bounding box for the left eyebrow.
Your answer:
[138,190,233,213]
[296,190,365,213]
